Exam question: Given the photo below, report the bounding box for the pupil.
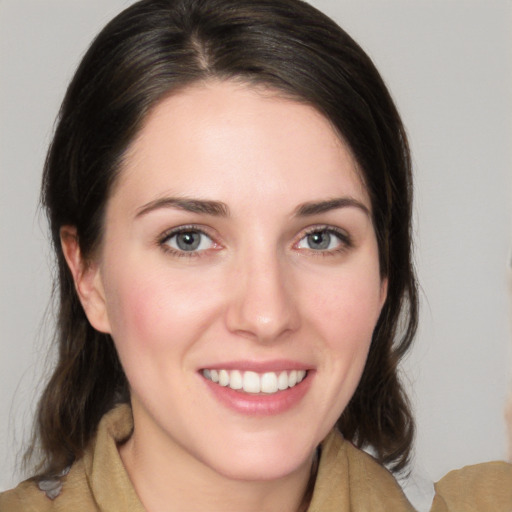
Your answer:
[308,231,330,250]
[177,232,200,251]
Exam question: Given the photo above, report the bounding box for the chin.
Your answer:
[211,454,308,482]
[196,430,317,482]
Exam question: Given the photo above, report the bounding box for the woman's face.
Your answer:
[78,81,386,481]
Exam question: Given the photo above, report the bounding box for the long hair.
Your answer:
[33,0,417,477]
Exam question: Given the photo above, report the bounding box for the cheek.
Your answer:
[101,262,227,360]
[297,265,384,435]
[303,262,384,389]
[101,266,225,399]
[308,272,383,337]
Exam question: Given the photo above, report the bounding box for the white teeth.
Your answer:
[219,369,229,387]
[277,371,288,390]
[202,368,308,394]
[261,372,278,393]
[243,371,261,393]
[230,370,243,390]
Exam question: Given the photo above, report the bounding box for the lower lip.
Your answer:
[201,372,314,416]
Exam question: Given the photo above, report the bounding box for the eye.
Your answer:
[296,228,349,252]
[161,228,215,253]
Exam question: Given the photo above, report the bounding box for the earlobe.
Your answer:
[60,226,111,334]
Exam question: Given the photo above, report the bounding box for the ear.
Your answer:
[60,226,111,334]
[379,277,388,310]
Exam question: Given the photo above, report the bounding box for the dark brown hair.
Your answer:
[33,0,417,477]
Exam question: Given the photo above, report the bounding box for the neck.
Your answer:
[120,434,315,512]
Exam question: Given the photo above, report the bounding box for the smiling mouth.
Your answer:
[201,369,307,394]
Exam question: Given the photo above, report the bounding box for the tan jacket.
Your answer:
[1,405,511,511]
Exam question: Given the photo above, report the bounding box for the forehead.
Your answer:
[113,80,370,213]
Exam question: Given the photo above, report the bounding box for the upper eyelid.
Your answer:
[294,225,353,249]
[157,226,218,256]
[156,223,352,250]
[159,224,215,243]
[298,224,351,239]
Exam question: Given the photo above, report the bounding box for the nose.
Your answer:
[225,249,300,343]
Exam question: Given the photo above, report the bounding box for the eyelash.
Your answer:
[158,225,218,258]
[157,224,352,258]
[296,225,353,256]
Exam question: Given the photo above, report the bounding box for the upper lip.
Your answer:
[199,360,312,373]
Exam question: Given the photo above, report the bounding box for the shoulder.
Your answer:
[308,430,414,511]
[0,459,97,512]
[0,479,52,512]
[431,460,512,512]
[343,441,414,509]
[0,406,137,512]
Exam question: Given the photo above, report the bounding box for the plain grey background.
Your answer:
[1,0,511,495]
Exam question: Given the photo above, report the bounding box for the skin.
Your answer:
[62,80,387,512]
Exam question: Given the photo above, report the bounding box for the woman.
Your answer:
[1,0,510,511]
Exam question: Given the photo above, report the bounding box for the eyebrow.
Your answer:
[294,197,370,217]
[135,197,230,218]
[135,196,368,219]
